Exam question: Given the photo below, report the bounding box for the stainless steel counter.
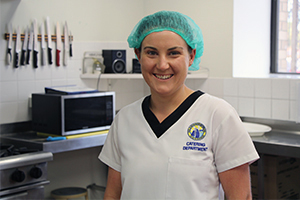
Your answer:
[242,117,300,199]
[252,130,300,158]
[1,131,107,154]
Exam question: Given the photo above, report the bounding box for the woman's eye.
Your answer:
[146,51,157,56]
[169,51,180,56]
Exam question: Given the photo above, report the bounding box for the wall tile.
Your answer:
[254,78,271,98]
[238,97,254,117]
[208,78,224,97]
[0,81,18,102]
[289,79,300,100]
[0,102,18,124]
[34,65,52,80]
[254,98,271,119]
[271,79,289,100]
[223,78,238,96]
[17,100,31,122]
[271,99,289,120]
[18,81,35,101]
[0,60,17,81]
[17,65,35,81]
[290,100,297,121]
[238,78,254,97]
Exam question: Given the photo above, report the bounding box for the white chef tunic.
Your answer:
[99,91,259,200]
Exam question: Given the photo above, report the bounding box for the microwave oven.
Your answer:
[32,91,115,136]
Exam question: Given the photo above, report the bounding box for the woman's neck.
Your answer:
[149,86,194,123]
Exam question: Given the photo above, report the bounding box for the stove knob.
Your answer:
[11,169,25,182]
[29,167,43,179]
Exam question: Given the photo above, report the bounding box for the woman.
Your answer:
[99,10,259,200]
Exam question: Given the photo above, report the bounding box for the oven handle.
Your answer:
[0,191,28,200]
[0,180,49,197]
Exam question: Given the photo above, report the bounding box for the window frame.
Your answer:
[270,0,279,73]
[270,0,300,74]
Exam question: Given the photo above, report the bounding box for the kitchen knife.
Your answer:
[63,21,69,66]
[15,26,21,68]
[6,23,12,65]
[20,26,29,66]
[41,22,46,66]
[56,22,62,66]
[46,17,53,65]
[33,19,39,68]
[26,24,34,65]
[69,31,73,57]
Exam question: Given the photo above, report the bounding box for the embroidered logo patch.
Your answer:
[187,122,206,141]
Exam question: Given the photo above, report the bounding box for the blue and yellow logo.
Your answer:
[187,122,206,140]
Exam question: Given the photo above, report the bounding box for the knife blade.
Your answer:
[56,22,62,66]
[6,23,13,65]
[26,24,34,65]
[33,19,39,68]
[63,21,69,66]
[20,26,29,66]
[69,31,73,57]
[15,26,21,68]
[41,22,46,66]
[46,17,53,65]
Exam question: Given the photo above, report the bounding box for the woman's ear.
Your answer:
[134,48,141,60]
[189,49,196,66]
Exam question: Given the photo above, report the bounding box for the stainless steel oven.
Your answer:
[0,144,53,200]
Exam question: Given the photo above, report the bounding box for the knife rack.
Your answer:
[4,33,73,42]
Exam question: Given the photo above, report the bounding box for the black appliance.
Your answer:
[103,50,126,73]
[132,58,141,73]
[31,91,115,136]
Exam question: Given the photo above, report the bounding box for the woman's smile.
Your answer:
[154,74,174,80]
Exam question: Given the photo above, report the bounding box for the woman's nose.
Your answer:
[157,56,169,70]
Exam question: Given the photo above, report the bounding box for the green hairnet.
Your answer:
[127,10,204,71]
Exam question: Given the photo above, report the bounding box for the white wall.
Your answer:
[233,0,271,77]
[0,0,236,124]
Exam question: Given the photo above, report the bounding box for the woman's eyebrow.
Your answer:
[168,46,184,51]
[143,46,157,51]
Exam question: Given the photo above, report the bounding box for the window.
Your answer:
[271,0,300,74]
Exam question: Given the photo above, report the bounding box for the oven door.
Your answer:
[0,181,49,200]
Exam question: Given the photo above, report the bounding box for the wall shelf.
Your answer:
[80,71,208,80]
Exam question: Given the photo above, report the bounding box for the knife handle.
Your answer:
[26,50,31,65]
[70,44,72,57]
[20,50,26,66]
[56,49,60,66]
[64,50,68,66]
[48,48,53,65]
[15,53,19,68]
[33,50,38,68]
[7,49,12,65]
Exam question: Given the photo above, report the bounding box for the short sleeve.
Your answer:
[98,116,122,172]
[212,102,259,173]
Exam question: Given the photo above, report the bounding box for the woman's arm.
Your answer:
[219,163,252,200]
[104,167,122,200]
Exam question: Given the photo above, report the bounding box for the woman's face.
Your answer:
[135,31,195,97]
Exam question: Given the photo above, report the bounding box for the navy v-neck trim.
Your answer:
[142,90,204,138]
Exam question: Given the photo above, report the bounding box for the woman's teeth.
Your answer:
[155,74,173,80]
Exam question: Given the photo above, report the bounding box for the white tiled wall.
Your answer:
[1,41,300,124]
[222,78,300,122]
